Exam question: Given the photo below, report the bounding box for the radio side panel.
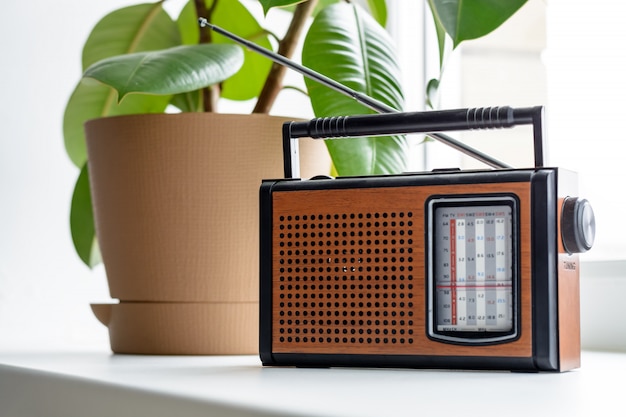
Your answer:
[556,169,581,371]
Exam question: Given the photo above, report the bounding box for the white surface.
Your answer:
[0,349,623,417]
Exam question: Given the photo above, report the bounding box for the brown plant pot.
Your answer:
[85,113,329,354]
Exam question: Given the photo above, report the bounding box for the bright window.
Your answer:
[545,0,625,261]
[391,0,625,351]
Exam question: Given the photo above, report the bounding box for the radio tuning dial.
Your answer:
[561,197,596,254]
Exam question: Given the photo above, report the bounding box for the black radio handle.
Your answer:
[283,106,545,179]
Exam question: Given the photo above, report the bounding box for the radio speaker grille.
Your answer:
[273,210,421,352]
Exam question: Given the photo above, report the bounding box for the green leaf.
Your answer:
[64,2,182,168]
[258,0,304,15]
[70,163,101,268]
[302,2,408,176]
[63,82,171,168]
[365,0,387,27]
[430,0,527,48]
[312,0,342,15]
[170,90,202,113]
[427,0,447,70]
[276,0,340,16]
[425,78,440,110]
[82,2,181,71]
[178,1,273,101]
[83,43,244,101]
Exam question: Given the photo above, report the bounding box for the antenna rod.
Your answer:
[198,18,511,169]
[199,18,395,114]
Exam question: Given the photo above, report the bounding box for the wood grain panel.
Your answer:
[557,190,582,370]
[271,182,533,358]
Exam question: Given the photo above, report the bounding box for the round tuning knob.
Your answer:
[561,197,596,254]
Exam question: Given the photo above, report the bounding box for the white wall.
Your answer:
[0,1,144,350]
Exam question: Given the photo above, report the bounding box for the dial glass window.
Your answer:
[428,196,519,344]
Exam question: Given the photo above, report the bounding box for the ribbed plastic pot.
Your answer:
[85,113,329,354]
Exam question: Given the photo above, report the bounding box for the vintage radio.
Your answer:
[259,106,595,372]
[194,21,594,371]
[195,19,595,372]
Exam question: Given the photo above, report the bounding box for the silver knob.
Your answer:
[561,197,595,254]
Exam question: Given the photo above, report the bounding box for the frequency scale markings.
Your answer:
[450,218,457,326]
[434,204,513,333]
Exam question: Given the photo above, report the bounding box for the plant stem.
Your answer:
[195,0,220,112]
[195,0,211,43]
[252,0,318,114]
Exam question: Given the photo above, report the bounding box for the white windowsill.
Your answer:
[1,348,624,417]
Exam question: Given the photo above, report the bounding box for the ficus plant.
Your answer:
[64,0,526,268]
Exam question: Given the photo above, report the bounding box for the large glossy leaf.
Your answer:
[82,3,180,70]
[177,0,273,101]
[83,43,244,101]
[258,0,304,15]
[64,2,181,168]
[430,0,527,48]
[302,2,408,176]
[70,163,101,268]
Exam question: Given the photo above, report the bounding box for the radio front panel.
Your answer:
[259,168,582,371]
[267,181,533,359]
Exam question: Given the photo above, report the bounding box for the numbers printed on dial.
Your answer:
[432,200,515,335]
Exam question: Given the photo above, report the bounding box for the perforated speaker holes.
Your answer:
[275,211,417,346]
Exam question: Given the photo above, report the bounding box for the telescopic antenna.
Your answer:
[198,18,511,169]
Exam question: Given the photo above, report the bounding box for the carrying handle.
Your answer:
[283,106,545,179]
